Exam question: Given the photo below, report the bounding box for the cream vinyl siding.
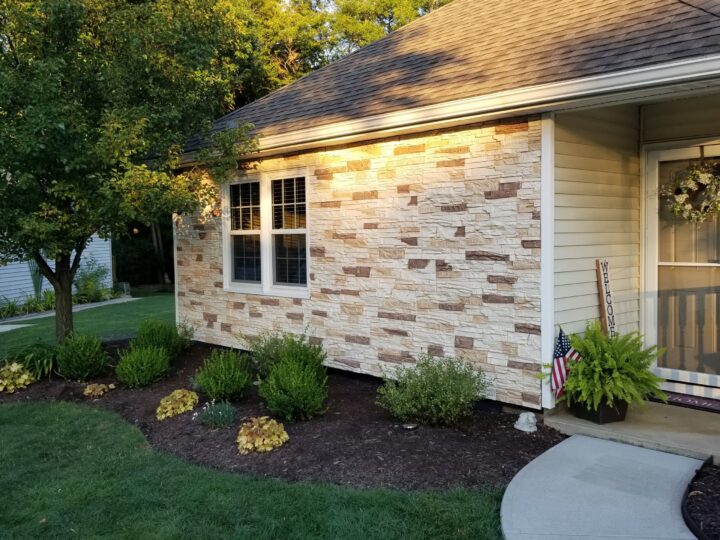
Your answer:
[554,105,641,335]
[643,94,720,143]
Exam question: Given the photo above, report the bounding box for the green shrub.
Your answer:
[195,400,237,428]
[73,258,110,303]
[242,331,324,377]
[258,337,327,422]
[40,289,55,311]
[0,297,20,319]
[564,321,666,411]
[7,343,58,379]
[133,319,192,360]
[56,334,109,381]
[194,349,252,400]
[377,355,486,426]
[116,346,170,388]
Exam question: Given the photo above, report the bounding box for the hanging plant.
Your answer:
[660,161,720,223]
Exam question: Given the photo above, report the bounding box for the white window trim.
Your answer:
[222,168,310,299]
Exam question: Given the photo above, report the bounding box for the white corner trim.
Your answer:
[251,54,720,156]
[172,215,179,326]
[540,113,556,410]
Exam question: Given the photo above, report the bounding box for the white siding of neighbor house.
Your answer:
[0,236,112,303]
[554,105,641,336]
[553,93,720,337]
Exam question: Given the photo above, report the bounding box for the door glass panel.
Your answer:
[657,159,720,376]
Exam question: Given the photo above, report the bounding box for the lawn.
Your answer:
[0,294,174,357]
[0,401,502,540]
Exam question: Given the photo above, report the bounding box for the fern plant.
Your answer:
[564,321,667,411]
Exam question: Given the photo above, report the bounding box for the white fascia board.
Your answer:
[254,54,720,155]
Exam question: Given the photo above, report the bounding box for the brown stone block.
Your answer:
[436,145,469,154]
[309,336,323,345]
[319,200,342,208]
[334,358,361,369]
[293,298,303,306]
[203,312,217,323]
[522,392,541,406]
[532,210,541,220]
[177,260,184,266]
[427,344,444,356]
[333,232,356,240]
[364,223,379,229]
[378,351,413,363]
[312,310,328,317]
[347,159,371,171]
[233,302,246,309]
[397,184,411,194]
[482,294,515,304]
[221,323,232,333]
[485,188,518,200]
[437,158,465,168]
[441,203,467,212]
[522,239,541,248]
[178,291,186,297]
[286,313,303,321]
[195,254,203,262]
[515,323,541,335]
[408,195,418,206]
[343,266,372,277]
[383,328,409,337]
[408,259,430,269]
[352,190,378,200]
[345,334,370,345]
[508,360,541,373]
[310,246,326,257]
[439,303,464,312]
[198,233,207,240]
[213,281,222,288]
[488,275,518,284]
[394,144,425,155]
[378,311,416,322]
[249,311,262,318]
[495,120,528,134]
[340,289,361,296]
[190,300,202,307]
[435,260,453,272]
[454,335,474,349]
[466,251,510,262]
[261,298,280,306]
[454,226,466,237]
[189,288,204,295]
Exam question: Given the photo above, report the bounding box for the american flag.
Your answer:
[551,328,582,398]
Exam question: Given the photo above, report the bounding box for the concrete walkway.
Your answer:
[501,435,703,540]
[0,296,139,325]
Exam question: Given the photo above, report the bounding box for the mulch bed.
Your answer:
[1,341,565,491]
[685,463,720,540]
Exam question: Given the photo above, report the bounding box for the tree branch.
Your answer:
[70,241,87,278]
[33,253,59,287]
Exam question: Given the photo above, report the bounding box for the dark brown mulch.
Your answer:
[685,464,720,540]
[1,341,565,491]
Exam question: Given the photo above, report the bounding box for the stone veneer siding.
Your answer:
[176,116,543,409]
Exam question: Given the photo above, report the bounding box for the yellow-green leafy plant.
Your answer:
[156,389,199,421]
[83,383,115,398]
[0,362,35,393]
[237,416,289,455]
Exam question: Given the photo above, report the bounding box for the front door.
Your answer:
[646,145,720,399]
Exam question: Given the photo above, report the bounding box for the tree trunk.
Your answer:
[53,257,75,342]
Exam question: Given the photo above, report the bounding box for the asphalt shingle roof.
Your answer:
[215,0,720,138]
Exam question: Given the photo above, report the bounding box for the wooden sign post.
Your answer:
[595,258,617,337]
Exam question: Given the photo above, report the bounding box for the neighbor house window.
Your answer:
[224,172,309,297]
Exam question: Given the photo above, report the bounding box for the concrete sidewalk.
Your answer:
[501,435,703,540]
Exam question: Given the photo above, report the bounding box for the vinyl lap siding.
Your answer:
[643,94,720,143]
[554,105,641,335]
[0,236,112,302]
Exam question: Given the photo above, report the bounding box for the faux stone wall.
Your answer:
[176,116,543,408]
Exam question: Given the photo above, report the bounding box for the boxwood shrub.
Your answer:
[116,346,170,388]
[194,349,252,400]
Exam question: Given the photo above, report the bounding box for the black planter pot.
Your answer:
[569,400,628,424]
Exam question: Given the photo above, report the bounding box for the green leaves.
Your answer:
[564,322,667,411]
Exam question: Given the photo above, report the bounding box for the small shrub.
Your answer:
[133,319,192,360]
[116,346,170,388]
[0,297,20,319]
[194,400,237,428]
[83,383,115,398]
[8,343,57,379]
[40,289,55,311]
[237,416,289,454]
[156,389,198,420]
[0,362,35,393]
[73,258,110,303]
[258,339,328,422]
[194,349,252,400]
[56,334,108,381]
[377,355,487,426]
[241,331,313,377]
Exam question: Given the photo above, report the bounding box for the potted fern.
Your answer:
[563,322,667,424]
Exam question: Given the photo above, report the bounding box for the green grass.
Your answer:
[0,402,502,539]
[0,294,174,357]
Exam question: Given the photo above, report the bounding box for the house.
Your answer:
[175,0,720,410]
[0,235,113,303]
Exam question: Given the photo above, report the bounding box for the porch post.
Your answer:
[540,113,556,409]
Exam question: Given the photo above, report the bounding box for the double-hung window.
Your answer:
[224,171,309,297]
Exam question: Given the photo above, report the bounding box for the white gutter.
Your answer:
[245,54,720,157]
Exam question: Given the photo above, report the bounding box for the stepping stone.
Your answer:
[501,435,702,540]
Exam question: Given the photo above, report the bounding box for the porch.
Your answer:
[545,90,720,409]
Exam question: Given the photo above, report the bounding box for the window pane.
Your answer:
[233,235,261,282]
[272,177,306,230]
[230,182,260,231]
[274,234,307,285]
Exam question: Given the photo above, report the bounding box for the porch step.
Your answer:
[544,401,720,464]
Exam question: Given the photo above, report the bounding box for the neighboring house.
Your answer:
[0,235,113,303]
[176,0,720,409]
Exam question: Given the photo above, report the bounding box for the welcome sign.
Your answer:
[595,258,616,337]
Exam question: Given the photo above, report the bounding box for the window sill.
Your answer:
[223,284,310,300]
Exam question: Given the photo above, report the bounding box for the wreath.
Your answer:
[660,161,720,223]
